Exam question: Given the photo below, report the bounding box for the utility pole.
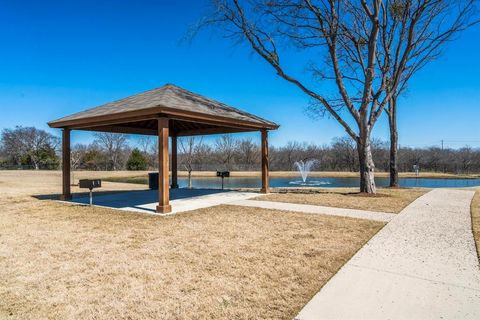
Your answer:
[441,140,445,173]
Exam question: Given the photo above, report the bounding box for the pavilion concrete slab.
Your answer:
[295,189,480,320]
[71,188,260,214]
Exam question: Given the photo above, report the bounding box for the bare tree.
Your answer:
[371,138,389,172]
[70,144,90,184]
[137,136,156,168]
[151,139,159,169]
[199,0,407,193]
[379,0,478,186]
[0,128,23,165]
[93,132,129,170]
[284,141,303,169]
[214,134,238,170]
[399,146,423,172]
[236,138,259,169]
[193,142,213,170]
[0,126,59,169]
[77,144,105,171]
[332,136,358,172]
[457,146,475,173]
[71,144,87,170]
[138,136,154,155]
[179,136,204,188]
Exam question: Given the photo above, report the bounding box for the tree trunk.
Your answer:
[388,98,400,187]
[31,156,39,170]
[188,170,192,189]
[357,129,377,194]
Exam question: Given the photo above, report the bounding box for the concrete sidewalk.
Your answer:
[295,189,480,320]
[230,199,395,222]
[71,188,259,214]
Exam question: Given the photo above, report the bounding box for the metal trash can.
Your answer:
[148,172,159,190]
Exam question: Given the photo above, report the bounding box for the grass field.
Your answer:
[255,188,428,213]
[0,171,384,319]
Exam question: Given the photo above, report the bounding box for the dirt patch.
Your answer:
[256,188,429,213]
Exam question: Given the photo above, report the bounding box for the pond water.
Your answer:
[174,176,480,189]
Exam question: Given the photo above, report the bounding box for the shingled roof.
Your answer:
[48,84,278,132]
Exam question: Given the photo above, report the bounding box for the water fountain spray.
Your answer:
[294,159,318,183]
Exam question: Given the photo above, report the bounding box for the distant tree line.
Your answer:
[2,126,478,174]
[176,136,480,174]
[0,126,60,170]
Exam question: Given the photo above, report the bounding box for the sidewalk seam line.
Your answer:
[349,263,480,292]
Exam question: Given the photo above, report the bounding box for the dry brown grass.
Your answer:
[0,171,384,319]
[255,188,429,213]
[0,170,147,199]
[471,188,480,261]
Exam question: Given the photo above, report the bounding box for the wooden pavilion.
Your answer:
[48,84,279,213]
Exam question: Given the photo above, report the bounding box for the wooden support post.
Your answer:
[156,118,172,213]
[61,128,72,200]
[171,135,179,189]
[261,129,269,193]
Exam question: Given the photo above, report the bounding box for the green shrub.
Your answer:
[126,148,148,170]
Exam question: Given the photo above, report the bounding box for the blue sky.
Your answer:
[1,0,479,149]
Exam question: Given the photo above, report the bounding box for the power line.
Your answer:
[442,140,480,143]
[398,140,480,149]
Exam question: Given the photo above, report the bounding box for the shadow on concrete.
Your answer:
[33,189,141,201]
[33,188,232,213]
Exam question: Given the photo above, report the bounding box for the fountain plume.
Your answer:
[294,159,318,183]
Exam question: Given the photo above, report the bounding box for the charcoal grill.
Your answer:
[216,171,230,189]
[79,179,101,205]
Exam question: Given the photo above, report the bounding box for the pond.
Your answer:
[174,176,480,189]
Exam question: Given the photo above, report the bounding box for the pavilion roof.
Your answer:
[48,84,279,133]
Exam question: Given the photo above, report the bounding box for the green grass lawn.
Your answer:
[102,176,148,184]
